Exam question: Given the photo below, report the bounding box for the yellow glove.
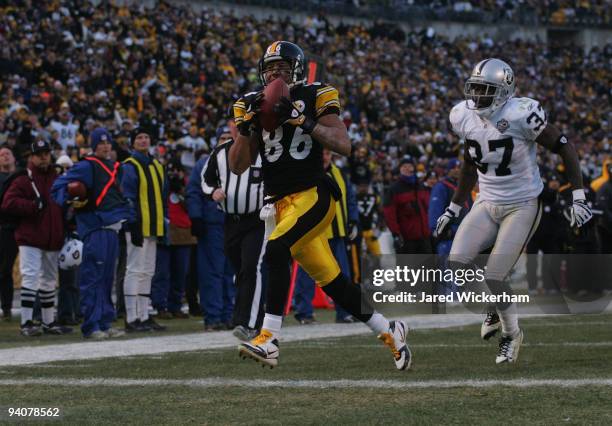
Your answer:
[68,198,88,209]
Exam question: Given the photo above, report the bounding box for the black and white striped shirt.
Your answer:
[201,140,265,215]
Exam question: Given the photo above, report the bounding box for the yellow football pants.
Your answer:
[269,185,340,286]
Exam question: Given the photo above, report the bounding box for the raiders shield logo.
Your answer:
[496,119,509,133]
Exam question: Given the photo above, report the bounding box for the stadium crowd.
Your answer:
[0,1,610,334]
[234,0,612,26]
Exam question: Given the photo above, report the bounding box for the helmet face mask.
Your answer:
[259,41,305,86]
[464,58,515,117]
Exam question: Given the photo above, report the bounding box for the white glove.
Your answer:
[568,189,593,228]
[260,203,277,241]
[434,202,462,238]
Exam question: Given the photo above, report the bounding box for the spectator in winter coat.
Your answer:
[1,140,70,336]
[383,157,432,254]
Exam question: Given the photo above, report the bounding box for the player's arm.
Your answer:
[451,160,478,206]
[536,124,582,191]
[433,159,477,238]
[229,94,263,174]
[310,114,351,156]
[230,133,260,174]
[536,123,592,227]
[274,84,350,156]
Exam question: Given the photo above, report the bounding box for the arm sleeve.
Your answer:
[119,163,139,224]
[51,161,94,207]
[201,150,219,196]
[315,84,341,118]
[186,159,205,219]
[382,186,401,235]
[1,177,37,217]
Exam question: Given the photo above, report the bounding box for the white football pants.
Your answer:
[19,246,59,325]
[450,197,542,282]
[124,235,157,323]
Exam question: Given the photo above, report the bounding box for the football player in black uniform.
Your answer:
[229,41,411,369]
[357,182,382,257]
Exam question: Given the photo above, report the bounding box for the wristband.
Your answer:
[300,116,316,134]
[572,189,586,202]
[448,201,462,216]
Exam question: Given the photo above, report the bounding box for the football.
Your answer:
[67,181,87,199]
[259,78,290,132]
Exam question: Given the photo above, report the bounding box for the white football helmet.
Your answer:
[58,238,83,270]
[464,58,515,117]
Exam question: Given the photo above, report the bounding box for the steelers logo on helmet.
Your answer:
[259,41,306,86]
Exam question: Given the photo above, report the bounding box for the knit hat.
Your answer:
[399,156,414,167]
[130,128,151,145]
[446,158,461,170]
[90,128,112,152]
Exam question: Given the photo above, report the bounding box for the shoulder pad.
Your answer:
[449,101,469,136]
[503,97,541,119]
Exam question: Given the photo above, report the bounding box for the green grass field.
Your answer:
[0,313,610,424]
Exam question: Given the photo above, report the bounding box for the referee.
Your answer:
[201,117,265,341]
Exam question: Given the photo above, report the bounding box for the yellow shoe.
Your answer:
[238,329,279,368]
[378,320,412,370]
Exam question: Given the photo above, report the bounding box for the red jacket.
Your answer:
[1,164,64,250]
[383,178,430,240]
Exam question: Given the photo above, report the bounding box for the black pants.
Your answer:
[0,227,18,315]
[185,245,201,315]
[224,213,265,329]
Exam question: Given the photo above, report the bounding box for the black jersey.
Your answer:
[357,192,379,231]
[234,82,340,197]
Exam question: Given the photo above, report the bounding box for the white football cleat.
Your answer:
[481,311,501,340]
[378,320,412,370]
[238,329,279,368]
[496,329,523,364]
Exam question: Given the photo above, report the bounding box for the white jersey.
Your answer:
[49,121,79,150]
[449,97,546,204]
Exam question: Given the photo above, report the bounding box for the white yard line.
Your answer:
[0,315,480,366]
[292,341,612,348]
[0,377,611,389]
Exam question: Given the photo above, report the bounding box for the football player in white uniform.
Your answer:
[435,58,592,364]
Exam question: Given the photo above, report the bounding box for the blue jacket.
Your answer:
[186,156,224,225]
[428,177,471,239]
[51,159,131,238]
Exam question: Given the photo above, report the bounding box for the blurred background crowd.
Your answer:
[0,0,610,329]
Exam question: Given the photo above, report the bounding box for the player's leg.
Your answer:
[487,198,541,364]
[295,234,411,370]
[239,186,334,367]
[449,199,502,339]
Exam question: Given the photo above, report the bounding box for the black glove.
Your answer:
[190,218,204,238]
[128,222,144,247]
[34,197,46,211]
[273,97,316,134]
[393,234,404,252]
[236,92,264,136]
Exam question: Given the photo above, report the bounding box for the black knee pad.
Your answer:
[264,239,291,268]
